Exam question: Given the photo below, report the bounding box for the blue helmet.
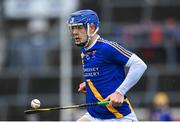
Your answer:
[68,9,100,47]
[68,9,99,30]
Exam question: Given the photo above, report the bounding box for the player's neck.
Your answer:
[88,34,98,46]
[84,34,99,50]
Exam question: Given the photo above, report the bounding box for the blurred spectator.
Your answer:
[151,92,173,121]
[27,19,50,70]
[6,19,50,70]
[165,17,180,44]
[122,25,135,43]
[174,25,180,44]
[149,22,163,45]
[165,17,177,41]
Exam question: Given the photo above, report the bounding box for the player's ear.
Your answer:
[89,23,96,34]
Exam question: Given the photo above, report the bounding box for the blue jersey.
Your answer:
[81,37,134,119]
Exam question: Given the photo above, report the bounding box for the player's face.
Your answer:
[70,25,88,45]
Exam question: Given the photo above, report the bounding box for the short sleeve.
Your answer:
[103,41,133,65]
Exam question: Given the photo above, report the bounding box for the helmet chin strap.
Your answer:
[84,23,99,47]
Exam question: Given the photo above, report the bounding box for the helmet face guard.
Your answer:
[68,9,99,47]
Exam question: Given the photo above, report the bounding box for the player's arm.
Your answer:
[103,42,147,107]
[105,54,147,107]
[116,54,147,95]
[103,42,147,91]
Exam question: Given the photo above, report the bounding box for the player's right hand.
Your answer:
[104,91,124,107]
[78,82,86,94]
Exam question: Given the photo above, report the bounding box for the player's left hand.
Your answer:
[78,82,86,94]
[104,91,124,107]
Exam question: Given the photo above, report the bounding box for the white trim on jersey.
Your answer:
[116,54,147,95]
